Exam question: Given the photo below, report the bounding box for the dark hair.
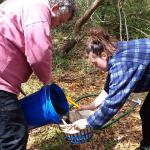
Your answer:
[86,27,117,57]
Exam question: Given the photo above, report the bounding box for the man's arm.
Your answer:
[23,22,52,84]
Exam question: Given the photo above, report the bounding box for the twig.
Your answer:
[122,9,129,41]
[128,25,150,37]
[118,0,123,41]
[101,21,150,38]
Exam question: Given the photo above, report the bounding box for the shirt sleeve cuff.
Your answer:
[87,116,101,129]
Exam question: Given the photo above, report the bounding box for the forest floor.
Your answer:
[22,29,147,150]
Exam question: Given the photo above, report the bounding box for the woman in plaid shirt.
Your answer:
[74,27,150,150]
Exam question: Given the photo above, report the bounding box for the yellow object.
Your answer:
[66,96,80,109]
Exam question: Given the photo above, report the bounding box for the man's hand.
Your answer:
[73,119,89,130]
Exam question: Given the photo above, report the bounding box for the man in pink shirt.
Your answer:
[0,0,76,149]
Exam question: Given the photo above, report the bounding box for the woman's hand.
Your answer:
[73,119,89,130]
[78,104,96,110]
[75,90,108,111]
[78,90,108,111]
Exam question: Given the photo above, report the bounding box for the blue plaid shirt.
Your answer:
[87,38,150,129]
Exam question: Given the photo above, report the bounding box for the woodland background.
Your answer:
[1,0,150,149]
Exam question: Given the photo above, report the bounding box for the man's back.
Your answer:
[0,0,52,94]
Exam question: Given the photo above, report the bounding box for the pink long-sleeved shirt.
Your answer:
[0,0,52,94]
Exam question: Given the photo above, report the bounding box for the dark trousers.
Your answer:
[140,91,150,146]
[0,90,28,150]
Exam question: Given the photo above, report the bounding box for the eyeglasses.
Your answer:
[58,2,70,14]
[48,0,71,18]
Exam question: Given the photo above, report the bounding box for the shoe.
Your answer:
[135,146,150,150]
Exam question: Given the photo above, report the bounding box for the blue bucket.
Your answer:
[19,83,69,129]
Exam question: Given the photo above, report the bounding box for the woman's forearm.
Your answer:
[91,90,108,109]
[79,90,108,110]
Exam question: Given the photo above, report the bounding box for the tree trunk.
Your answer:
[60,0,103,53]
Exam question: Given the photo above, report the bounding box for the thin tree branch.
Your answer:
[59,0,103,53]
[122,9,129,41]
[74,0,103,38]
[118,0,123,41]
[128,25,150,37]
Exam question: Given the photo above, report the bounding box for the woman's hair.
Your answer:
[50,0,76,20]
[86,27,117,57]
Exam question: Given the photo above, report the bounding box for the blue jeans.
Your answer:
[140,91,150,147]
[0,90,28,150]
